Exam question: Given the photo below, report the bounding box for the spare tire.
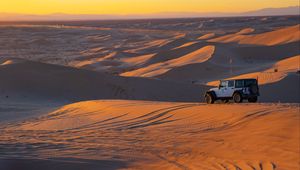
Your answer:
[249,84,258,94]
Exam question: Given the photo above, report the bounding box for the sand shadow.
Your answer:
[0,157,128,170]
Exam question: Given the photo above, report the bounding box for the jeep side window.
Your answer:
[235,80,244,88]
[245,79,257,87]
[228,80,234,87]
[220,81,228,87]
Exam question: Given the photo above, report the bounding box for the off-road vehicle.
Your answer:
[205,79,259,104]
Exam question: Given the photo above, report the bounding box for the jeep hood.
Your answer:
[209,87,219,91]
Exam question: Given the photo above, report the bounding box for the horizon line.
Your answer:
[0,6,299,22]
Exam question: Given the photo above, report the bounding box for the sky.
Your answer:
[0,0,299,15]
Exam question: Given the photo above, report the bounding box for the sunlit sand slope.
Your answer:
[121,45,215,77]
[1,100,299,170]
[209,25,300,46]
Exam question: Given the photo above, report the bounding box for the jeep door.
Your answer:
[222,80,235,97]
[218,80,234,97]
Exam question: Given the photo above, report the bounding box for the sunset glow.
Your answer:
[0,0,299,15]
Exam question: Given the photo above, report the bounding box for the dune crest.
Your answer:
[172,41,198,50]
[0,59,22,66]
[73,52,117,68]
[120,53,156,66]
[121,45,215,77]
[197,33,215,40]
[236,28,255,35]
[124,39,172,53]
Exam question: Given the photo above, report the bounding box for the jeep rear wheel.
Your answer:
[205,94,215,104]
[248,96,258,103]
[233,93,243,103]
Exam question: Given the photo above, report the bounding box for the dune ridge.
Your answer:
[197,33,216,40]
[172,41,198,50]
[1,60,14,66]
[236,28,255,35]
[121,45,215,77]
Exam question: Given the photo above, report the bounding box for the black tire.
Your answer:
[205,94,215,104]
[249,84,258,94]
[233,92,243,103]
[248,96,258,103]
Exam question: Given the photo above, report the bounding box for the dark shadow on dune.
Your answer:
[0,158,127,170]
[0,59,209,103]
[260,73,300,103]
[0,158,128,170]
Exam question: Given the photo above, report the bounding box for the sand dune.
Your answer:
[209,24,300,46]
[0,60,15,66]
[1,100,298,169]
[207,55,300,86]
[120,53,156,66]
[73,52,117,68]
[197,33,215,40]
[236,28,255,35]
[172,41,198,50]
[124,39,173,53]
[157,41,299,85]
[0,58,208,103]
[121,45,215,77]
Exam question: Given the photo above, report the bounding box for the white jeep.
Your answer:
[205,79,259,104]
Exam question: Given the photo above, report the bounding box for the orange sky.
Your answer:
[0,0,299,15]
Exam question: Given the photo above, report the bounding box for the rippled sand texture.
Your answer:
[1,101,299,170]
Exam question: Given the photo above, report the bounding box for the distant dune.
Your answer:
[121,45,215,77]
[209,24,300,46]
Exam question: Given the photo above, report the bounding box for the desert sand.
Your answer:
[0,16,299,170]
[1,100,299,170]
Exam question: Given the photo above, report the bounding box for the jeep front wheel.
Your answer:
[233,93,243,103]
[205,94,215,104]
